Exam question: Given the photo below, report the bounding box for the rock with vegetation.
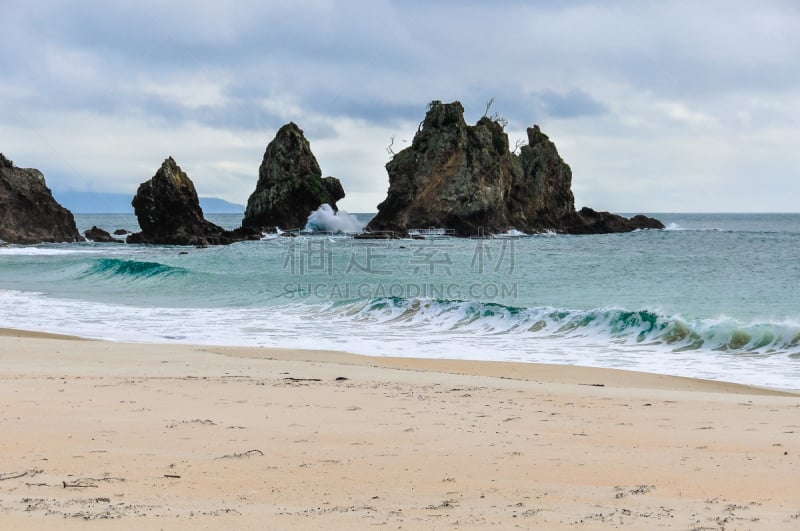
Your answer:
[128,157,259,245]
[242,123,345,231]
[366,101,663,236]
[0,153,82,244]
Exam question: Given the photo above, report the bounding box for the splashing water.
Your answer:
[304,204,364,234]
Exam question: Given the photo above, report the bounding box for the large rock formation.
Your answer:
[128,157,258,245]
[367,101,663,236]
[0,153,82,244]
[242,123,345,231]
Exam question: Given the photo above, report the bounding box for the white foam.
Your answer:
[1,289,798,391]
[0,247,101,256]
[495,229,527,237]
[304,204,364,234]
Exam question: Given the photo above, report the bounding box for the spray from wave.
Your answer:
[304,204,364,234]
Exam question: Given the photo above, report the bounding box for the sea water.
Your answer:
[1,212,798,390]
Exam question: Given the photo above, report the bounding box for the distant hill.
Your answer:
[198,197,246,214]
[54,191,245,214]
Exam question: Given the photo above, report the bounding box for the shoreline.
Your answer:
[1,327,799,528]
[1,325,797,395]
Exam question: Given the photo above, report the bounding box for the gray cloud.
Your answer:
[534,89,608,119]
[1,0,799,212]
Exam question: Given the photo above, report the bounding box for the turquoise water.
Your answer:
[1,213,798,390]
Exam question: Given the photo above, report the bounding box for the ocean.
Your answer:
[1,212,799,391]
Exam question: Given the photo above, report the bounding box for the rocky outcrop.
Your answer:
[84,226,120,243]
[128,157,259,245]
[242,123,345,231]
[367,101,663,236]
[562,208,667,234]
[0,153,82,244]
[322,176,345,206]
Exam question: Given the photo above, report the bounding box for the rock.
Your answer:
[367,101,663,236]
[127,157,260,245]
[628,214,667,231]
[512,125,576,230]
[242,123,345,231]
[84,226,121,243]
[322,176,345,210]
[0,154,82,244]
[561,208,664,234]
[368,102,517,236]
[113,229,129,235]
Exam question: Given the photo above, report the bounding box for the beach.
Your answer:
[1,329,798,529]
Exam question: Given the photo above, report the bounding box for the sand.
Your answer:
[0,328,798,529]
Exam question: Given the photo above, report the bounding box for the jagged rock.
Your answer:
[84,226,120,243]
[322,176,345,209]
[367,101,663,236]
[242,123,345,231]
[0,154,82,244]
[128,157,259,245]
[368,103,517,236]
[512,125,576,229]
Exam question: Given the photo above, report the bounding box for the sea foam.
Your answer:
[3,287,798,390]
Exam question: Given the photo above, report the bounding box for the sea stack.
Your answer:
[242,123,345,231]
[366,101,663,236]
[0,153,82,244]
[128,157,257,245]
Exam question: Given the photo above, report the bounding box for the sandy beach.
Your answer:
[1,328,798,529]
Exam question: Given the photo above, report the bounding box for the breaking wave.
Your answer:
[1,289,797,389]
[316,297,800,356]
[82,258,187,279]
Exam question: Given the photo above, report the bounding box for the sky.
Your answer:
[2,0,799,213]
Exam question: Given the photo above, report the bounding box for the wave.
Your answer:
[81,258,187,280]
[316,297,800,356]
[1,289,797,389]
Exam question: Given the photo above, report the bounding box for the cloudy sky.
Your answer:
[2,0,798,212]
